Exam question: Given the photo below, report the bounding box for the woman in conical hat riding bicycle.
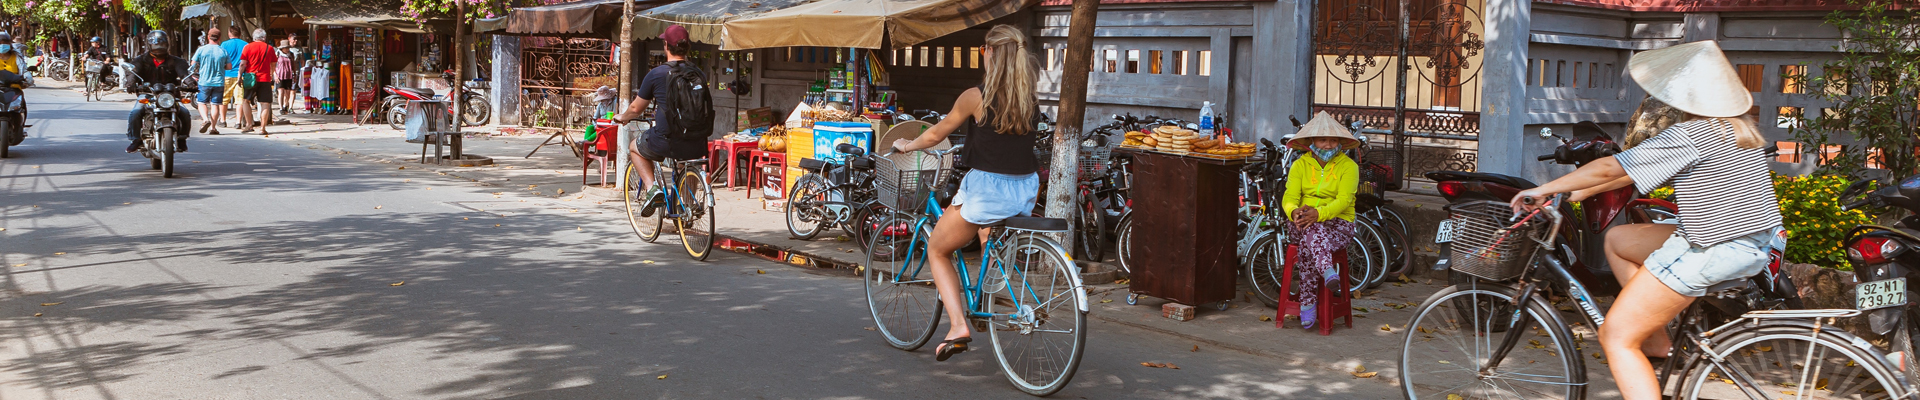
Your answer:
[1512,40,1782,400]
[888,25,1045,362]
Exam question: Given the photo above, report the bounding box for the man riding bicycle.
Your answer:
[610,24,710,217]
[1511,41,1782,400]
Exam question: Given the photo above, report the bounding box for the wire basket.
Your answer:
[1360,148,1402,191]
[874,152,949,213]
[1446,200,1546,282]
[1079,143,1114,177]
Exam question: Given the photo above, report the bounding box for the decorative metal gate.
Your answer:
[520,37,617,129]
[1312,0,1486,181]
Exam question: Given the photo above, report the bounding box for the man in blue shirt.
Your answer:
[219,29,248,130]
[611,25,709,216]
[188,28,229,135]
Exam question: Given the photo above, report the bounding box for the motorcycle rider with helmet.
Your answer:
[124,31,193,153]
[0,32,32,147]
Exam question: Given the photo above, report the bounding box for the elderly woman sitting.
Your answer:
[1281,112,1362,329]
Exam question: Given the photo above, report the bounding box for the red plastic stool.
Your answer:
[706,140,758,188]
[1275,244,1352,335]
[745,151,788,198]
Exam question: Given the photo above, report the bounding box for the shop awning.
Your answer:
[291,0,449,33]
[180,2,238,19]
[630,0,815,45]
[486,0,680,38]
[722,0,1034,50]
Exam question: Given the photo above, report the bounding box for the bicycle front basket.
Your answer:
[1446,200,1545,282]
[874,153,946,212]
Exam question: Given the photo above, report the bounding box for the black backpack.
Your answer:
[662,61,714,141]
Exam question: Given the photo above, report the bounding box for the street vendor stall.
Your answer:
[1115,127,1257,310]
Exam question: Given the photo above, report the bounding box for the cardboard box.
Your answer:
[738,107,776,130]
[763,198,786,212]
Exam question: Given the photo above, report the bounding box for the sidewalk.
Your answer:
[235,113,1625,396]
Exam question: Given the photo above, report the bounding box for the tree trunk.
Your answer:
[615,0,636,190]
[450,0,466,160]
[1043,0,1100,250]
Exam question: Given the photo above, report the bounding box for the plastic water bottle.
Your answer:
[1199,101,1216,139]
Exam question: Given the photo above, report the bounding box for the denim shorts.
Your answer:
[951,170,1039,225]
[196,85,224,103]
[1646,228,1779,297]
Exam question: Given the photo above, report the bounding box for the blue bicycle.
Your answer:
[862,146,1089,396]
[624,156,717,261]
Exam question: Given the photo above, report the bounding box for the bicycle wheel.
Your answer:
[675,168,716,261]
[1072,199,1105,262]
[985,232,1088,396]
[1114,212,1134,274]
[1400,282,1586,399]
[623,162,664,242]
[784,173,830,240]
[1677,319,1908,400]
[1349,221,1388,290]
[864,212,941,351]
[849,201,890,257]
[384,97,408,131]
[1245,232,1285,308]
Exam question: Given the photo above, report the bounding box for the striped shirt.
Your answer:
[1614,119,1782,247]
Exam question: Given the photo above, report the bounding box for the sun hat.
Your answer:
[1289,111,1361,150]
[1628,40,1751,118]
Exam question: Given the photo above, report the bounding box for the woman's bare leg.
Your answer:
[927,206,981,343]
[1605,223,1677,355]
[1599,271,1693,400]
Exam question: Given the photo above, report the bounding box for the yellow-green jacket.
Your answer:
[1282,153,1359,222]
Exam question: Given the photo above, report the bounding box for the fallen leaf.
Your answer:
[657,374,667,380]
[1379,324,1392,332]
[1115,279,1130,285]
[8,263,20,267]
[375,206,383,209]
[33,313,41,317]
[495,224,501,227]
[1258,315,1272,321]
[1354,365,1367,373]
[643,260,656,264]
[1757,345,1774,352]
[390,282,405,286]
[1352,371,1379,378]
[1448,394,1464,400]
[52,252,64,255]
[1439,360,1451,364]
[398,166,406,169]
[1592,352,1604,359]
[863,327,875,331]
[39,302,60,306]
[1192,345,1199,352]
[757,270,765,274]
[124,202,131,205]
[1101,299,1113,303]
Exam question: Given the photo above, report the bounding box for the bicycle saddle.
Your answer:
[395,87,435,98]
[1703,279,1754,299]
[991,217,1069,232]
[798,157,828,172]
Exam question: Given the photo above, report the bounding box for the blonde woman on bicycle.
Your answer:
[1511,41,1782,400]
[887,24,1043,362]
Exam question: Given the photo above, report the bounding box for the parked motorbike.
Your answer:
[380,70,489,130]
[129,82,194,178]
[1842,173,1920,383]
[0,70,26,158]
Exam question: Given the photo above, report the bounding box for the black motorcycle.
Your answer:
[1842,173,1920,384]
[0,70,28,158]
[129,82,193,177]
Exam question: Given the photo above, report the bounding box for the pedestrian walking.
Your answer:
[1280,111,1361,330]
[274,36,296,115]
[237,29,278,135]
[187,28,229,135]
[219,29,248,130]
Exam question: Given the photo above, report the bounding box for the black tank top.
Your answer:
[958,106,1040,175]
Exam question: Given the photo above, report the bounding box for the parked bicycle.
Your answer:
[785,142,889,256]
[1397,194,1908,399]
[863,145,1088,396]
[624,155,718,261]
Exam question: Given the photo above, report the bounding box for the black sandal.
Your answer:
[935,337,972,362]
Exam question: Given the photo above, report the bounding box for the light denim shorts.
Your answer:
[951,170,1040,225]
[1646,228,1780,297]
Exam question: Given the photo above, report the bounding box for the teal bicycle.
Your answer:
[863,146,1089,396]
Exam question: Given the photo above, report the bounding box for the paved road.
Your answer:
[0,86,1402,399]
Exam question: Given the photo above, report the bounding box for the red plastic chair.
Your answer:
[581,119,619,185]
[746,151,787,198]
[1275,244,1352,335]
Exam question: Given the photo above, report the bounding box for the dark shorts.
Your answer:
[275,79,293,90]
[637,130,709,162]
[246,83,273,103]
[196,85,224,103]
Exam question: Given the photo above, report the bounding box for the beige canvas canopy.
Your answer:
[720,0,1033,50]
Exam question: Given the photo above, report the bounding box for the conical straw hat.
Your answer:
[1289,111,1361,150]
[1628,41,1751,118]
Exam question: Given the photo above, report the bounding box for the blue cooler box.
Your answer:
[812,121,873,161]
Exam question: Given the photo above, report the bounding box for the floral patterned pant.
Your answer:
[1295,218,1356,311]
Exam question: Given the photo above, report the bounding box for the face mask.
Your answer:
[1314,148,1338,160]
[0,45,15,54]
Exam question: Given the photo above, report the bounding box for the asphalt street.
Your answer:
[0,86,1402,399]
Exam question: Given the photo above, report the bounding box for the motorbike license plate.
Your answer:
[1434,219,1456,243]
[1856,277,1907,311]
